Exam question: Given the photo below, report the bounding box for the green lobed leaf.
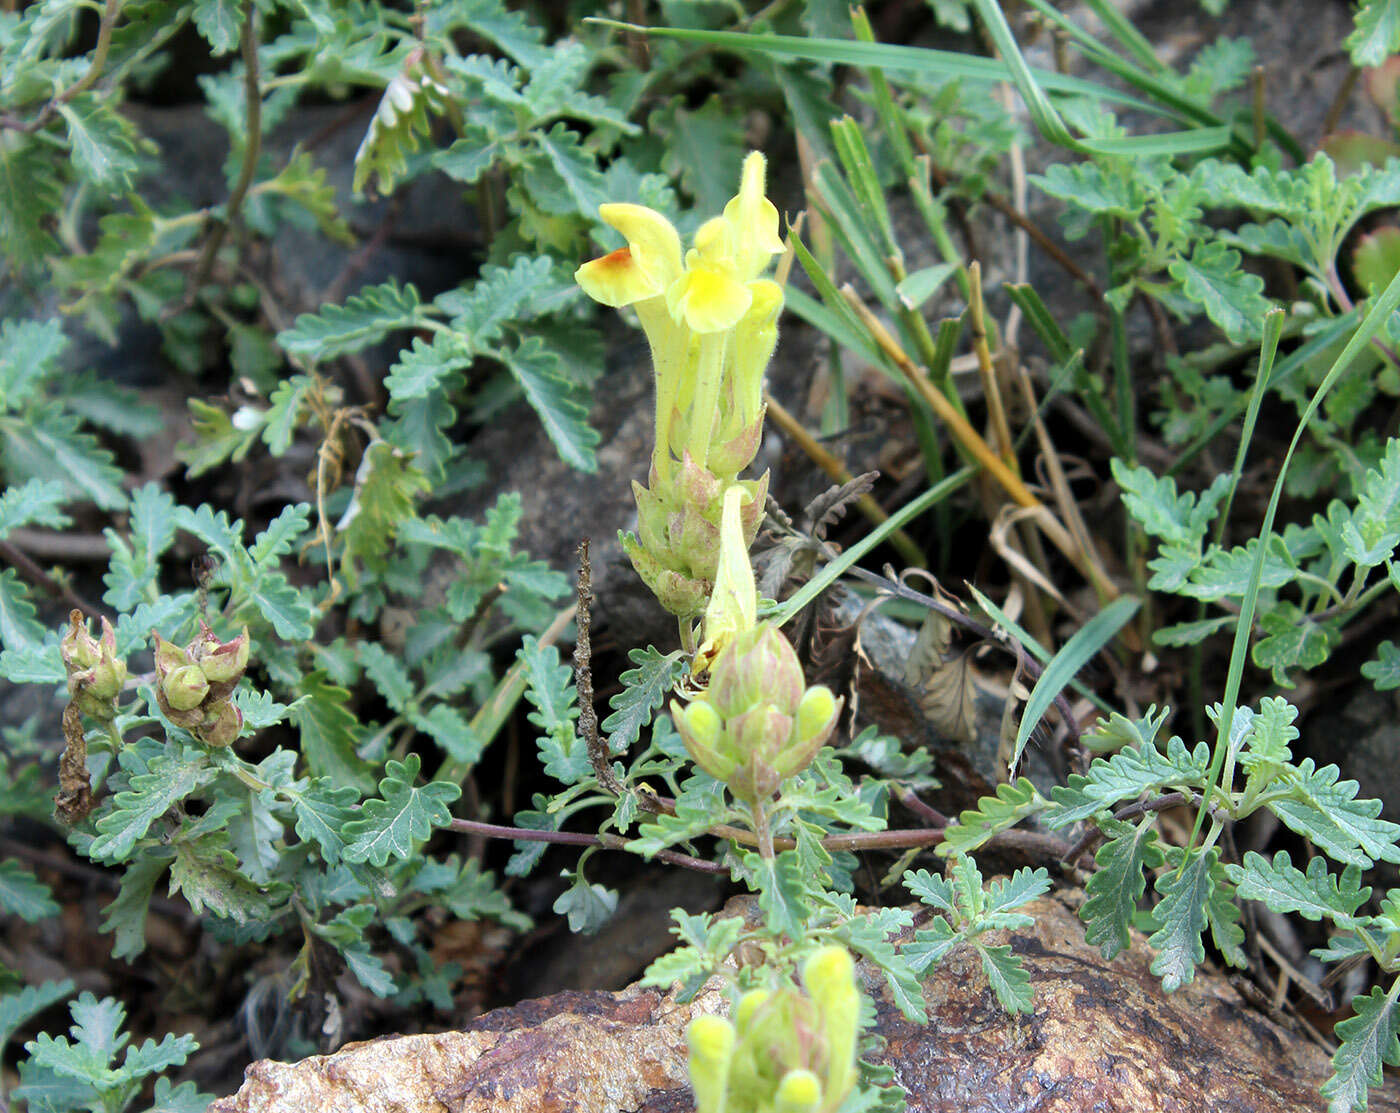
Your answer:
[56,94,143,190]
[0,859,58,922]
[1271,760,1400,869]
[1323,980,1400,1113]
[0,135,62,266]
[1227,850,1369,927]
[937,777,1047,857]
[1362,641,1400,691]
[1111,459,1228,547]
[352,63,450,196]
[384,333,474,400]
[0,317,66,408]
[358,642,413,713]
[342,754,462,867]
[1342,436,1400,568]
[1178,536,1297,601]
[100,855,171,960]
[89,751,217,864]
[290,672,376,792]
[263,375,314,456]
[600,646,687,754]
[0,569,46,653]
[342,945,397,996]
[519,635,586,785]
[288,780,358,865]
[751,849,809,940]
[984,867,1052,919]
[243,570,316,642]
[657,95,746,214]
[0,403,126,510]
[553,871,618,934]
[1147,846,1216,991]
[338,440,430,581]
[1252,604,1340,686]
[250,503,311,564]
[1347,0,1400,67]
[258,151,354,245]
[1205,858,1247,970]
[531,123,610,217]
[1081,819,1165,960]
[1168,241,1270,344]
[1046,735,1211,829]
[0,478,69,540]
[277,280,428,363]
[148,1077,217,1113]
[0,979,74,1053]
[976,943,1035,1015]
[191,0,242,52]
[495,336,599,473]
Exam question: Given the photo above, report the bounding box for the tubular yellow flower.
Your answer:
[697,485,759,669]
[722,151,785,281]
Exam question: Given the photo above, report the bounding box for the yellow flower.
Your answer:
[575,152,783,334]
[696,484,758,671]
[574,202,682,307]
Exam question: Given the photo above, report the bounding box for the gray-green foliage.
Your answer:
[1116,441,1400,688]
[0,478,553,1022]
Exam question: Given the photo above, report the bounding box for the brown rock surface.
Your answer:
[212,894,1400,1113]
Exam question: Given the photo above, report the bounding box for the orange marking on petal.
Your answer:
[596,247,635,269]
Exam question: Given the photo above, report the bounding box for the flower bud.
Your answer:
[62,613,127,719]
[802,946,859,1107]
[774,1070,822,1113]
[196,624,249,686]
[151,631,189,679]
[686,1014,736,1113]
[674,698,739,784]
[709,625,804,719]
[163,664,210,711]
[60,610,101,672]
[795,686,839,749]
[195,700,243,748]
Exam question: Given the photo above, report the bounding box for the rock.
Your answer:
[208,979,726,1113]
[213,893,1393,1113]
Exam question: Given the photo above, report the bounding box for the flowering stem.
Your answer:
[685,331,727,465]
[752,800,775,860]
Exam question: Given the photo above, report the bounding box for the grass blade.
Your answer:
[769,468,973,628]
[1011,595,1140,772]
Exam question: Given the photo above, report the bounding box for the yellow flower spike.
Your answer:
[696,485,759,672]
[692,215,734,266]
[576,204,684,311]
